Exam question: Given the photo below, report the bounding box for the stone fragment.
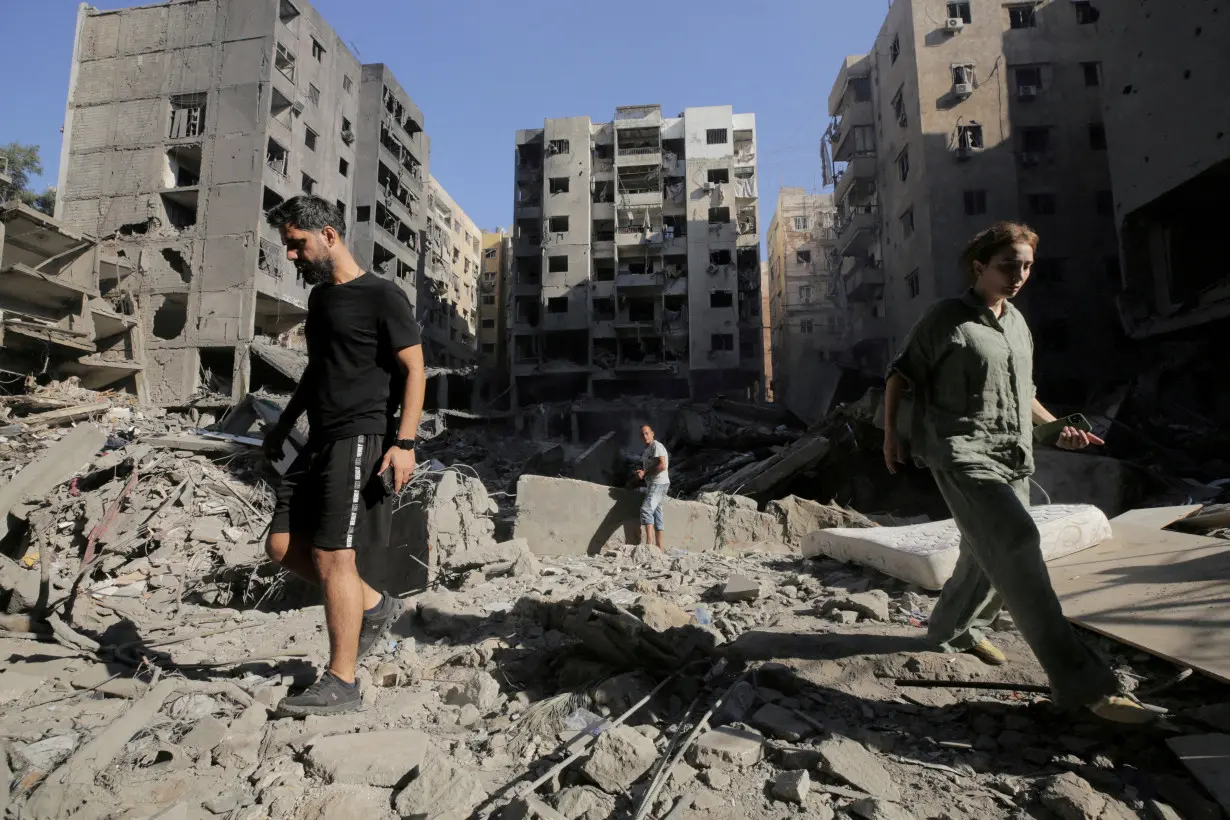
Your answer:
[829,609,859,624]
[714,680,756,725]
[722,575,760,602]
[848,797,918,820]
[13,733,79,771]
[775,746,823,770]
[687,725,764,769]
[1040,772,1118,820]
[373,663,402,687]
[551,785,615,820]
[773,769,810,804]
[213,735,260,771]
[295,785,391,820]
[443,670,501,712]
[701,769,730,790]
[816,735,900,801]
[305,730,429,787]
[817,590,891,622]
[179,716,228,759]
[395,757,488,820]
[750,703,815,742]
[637,595,692,632]
[503,796,569,820]
[459,704,481,727]
[579,724,658,793]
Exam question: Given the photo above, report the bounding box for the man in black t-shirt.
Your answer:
[261,196,425,717]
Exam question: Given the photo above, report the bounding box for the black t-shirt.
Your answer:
[303,273,421,441]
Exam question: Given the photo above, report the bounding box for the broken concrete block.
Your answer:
[696,492,758,510]
[295,785,391,820]
[636,594,692,632]
[775,746,823,770]
[0,423,105,543]
[443,670,501,712]
[714,680,756,725]
[769,495,876,548]
[772,769,810,804]
[802,504,1112,590]
[749,703,815,742]
[1040,772,1120,820]
[687,725,765,769]
[829,609,859,624]
[502,795,569,820]
[394,757,488,820]
[818,590,891,623]
[722,575,760,602]
[178,716,227,759]
[848,798,918,820]
[373,663,402,688]
[580,724,658,794]
[190,517,226,545]
[701,769,730,790]
[551,785,616,820]
[13,733,79,771]
[817,735,900,802]
[305,729,429,787]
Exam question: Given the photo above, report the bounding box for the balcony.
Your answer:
[617,190,662,208]
[833,155,876,205]
[843,259,885,303]
[614,105,663,128]
[615,147,661,167]
[593,240,615,257]
[616,228,663,247]
[615,272,665,291]
[515,235,542,255]
[835,207,878,258]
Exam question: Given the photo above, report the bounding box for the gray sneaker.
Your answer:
[275,672,361,718]
[357,594,404,660]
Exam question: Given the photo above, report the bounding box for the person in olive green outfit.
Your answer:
[883,222,1155,724]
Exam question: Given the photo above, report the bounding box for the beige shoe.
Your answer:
[1088,694,1163,724]
[966,638,1007,666]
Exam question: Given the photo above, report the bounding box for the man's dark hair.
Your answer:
[265,195,346,240]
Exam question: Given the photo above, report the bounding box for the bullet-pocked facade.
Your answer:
[510,105,765,408]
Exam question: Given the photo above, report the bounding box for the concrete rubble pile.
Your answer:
[0,382,1227,819]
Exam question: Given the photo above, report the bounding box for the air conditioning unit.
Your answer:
[944,17,965,33]
[291,100,305,115]
[1018,85,1038,101]
[955,145,973,161]
[953,82,974,99]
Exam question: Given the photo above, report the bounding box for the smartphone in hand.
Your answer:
[378,466,396,496]
[1033,413,1094,446]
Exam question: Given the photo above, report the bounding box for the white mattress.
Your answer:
[801,504,1112,590]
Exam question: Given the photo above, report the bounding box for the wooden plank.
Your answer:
[20,401,112,427]
[1166,734,1230,812]
[1109,504,1203,530]
[1048,523,1230,682]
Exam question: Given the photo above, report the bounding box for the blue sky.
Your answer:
[0,0,887,232]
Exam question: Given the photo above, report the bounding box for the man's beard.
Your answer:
[297,255,334,286]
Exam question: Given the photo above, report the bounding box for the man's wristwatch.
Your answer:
[394,438,417,451]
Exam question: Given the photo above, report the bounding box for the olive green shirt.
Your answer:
[888,289,1036,481]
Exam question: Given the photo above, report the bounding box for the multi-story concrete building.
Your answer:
[822,0,1122,400]
[479,229,510,371]
[767,188,841,412]
[351,64,429,314]
[510,105,764,407]
[53,0,434,403]
[418,176,479,369]
[1097,0,1230,339]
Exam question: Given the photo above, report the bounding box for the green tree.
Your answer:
[0,142,57,216]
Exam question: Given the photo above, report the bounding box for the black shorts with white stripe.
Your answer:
[271,434,393,551]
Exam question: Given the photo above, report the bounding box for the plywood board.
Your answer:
[1166,734,1230,812]
[1048,523,1230,683]
[1109,505,1203,530]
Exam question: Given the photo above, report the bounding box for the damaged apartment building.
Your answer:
[0,202,145,394]
[767,188,841,422]
[820,0,1125,401]
[418,177,480,369]
[53,0,430,404]
[479,229,511,372]
[510,105,765,408]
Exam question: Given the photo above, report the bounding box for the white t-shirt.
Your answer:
[641,440,669,486]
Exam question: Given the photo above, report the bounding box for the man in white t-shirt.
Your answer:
[635,424,669,548]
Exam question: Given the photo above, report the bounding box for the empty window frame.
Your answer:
[710,249,732,266]
[481,319,495,329]
[708,207,731,224]
[707,168,730,184]
[1008,4,1037,28]
[709,290,733,308]
[549,177,569,194]
[897,147,910,181]
[311,37,325,60]
[710,333,734,352]
[901,207,915,238]
[308,84,320,106]
[278,0,300,24]
[798,285,812,302]
[304,126,317,150]
[1027,193,1057,215]
[1088,123,1107,150]
[301,172,316,195]
[800,319,815,334]
[343,75,354,94]
[338,157,349,177]
[547,216,569,233]
[793,216,809,231]
[1073,1,1100,24]
[889,33,900,63]
[706,128,729,145]
[907,269,920,298]
[336,199,346,218]
[1015,66,1043,94]
[274,42,296,82]
[958,123,984,149]
[357,206,371,222]
[892,87,907,127]
[547,297,568,313]
[1082,61,1102,87]
[796,249,811,264]
[168,93,207,139]
[548,255,568,272]
[547,139,570,155]
[1021,127,1051,157]
[266,138,289,176]
[964,189,987,215]
[1095,189,1114,216]
[947,2,972,23]
[951,64,975,86]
